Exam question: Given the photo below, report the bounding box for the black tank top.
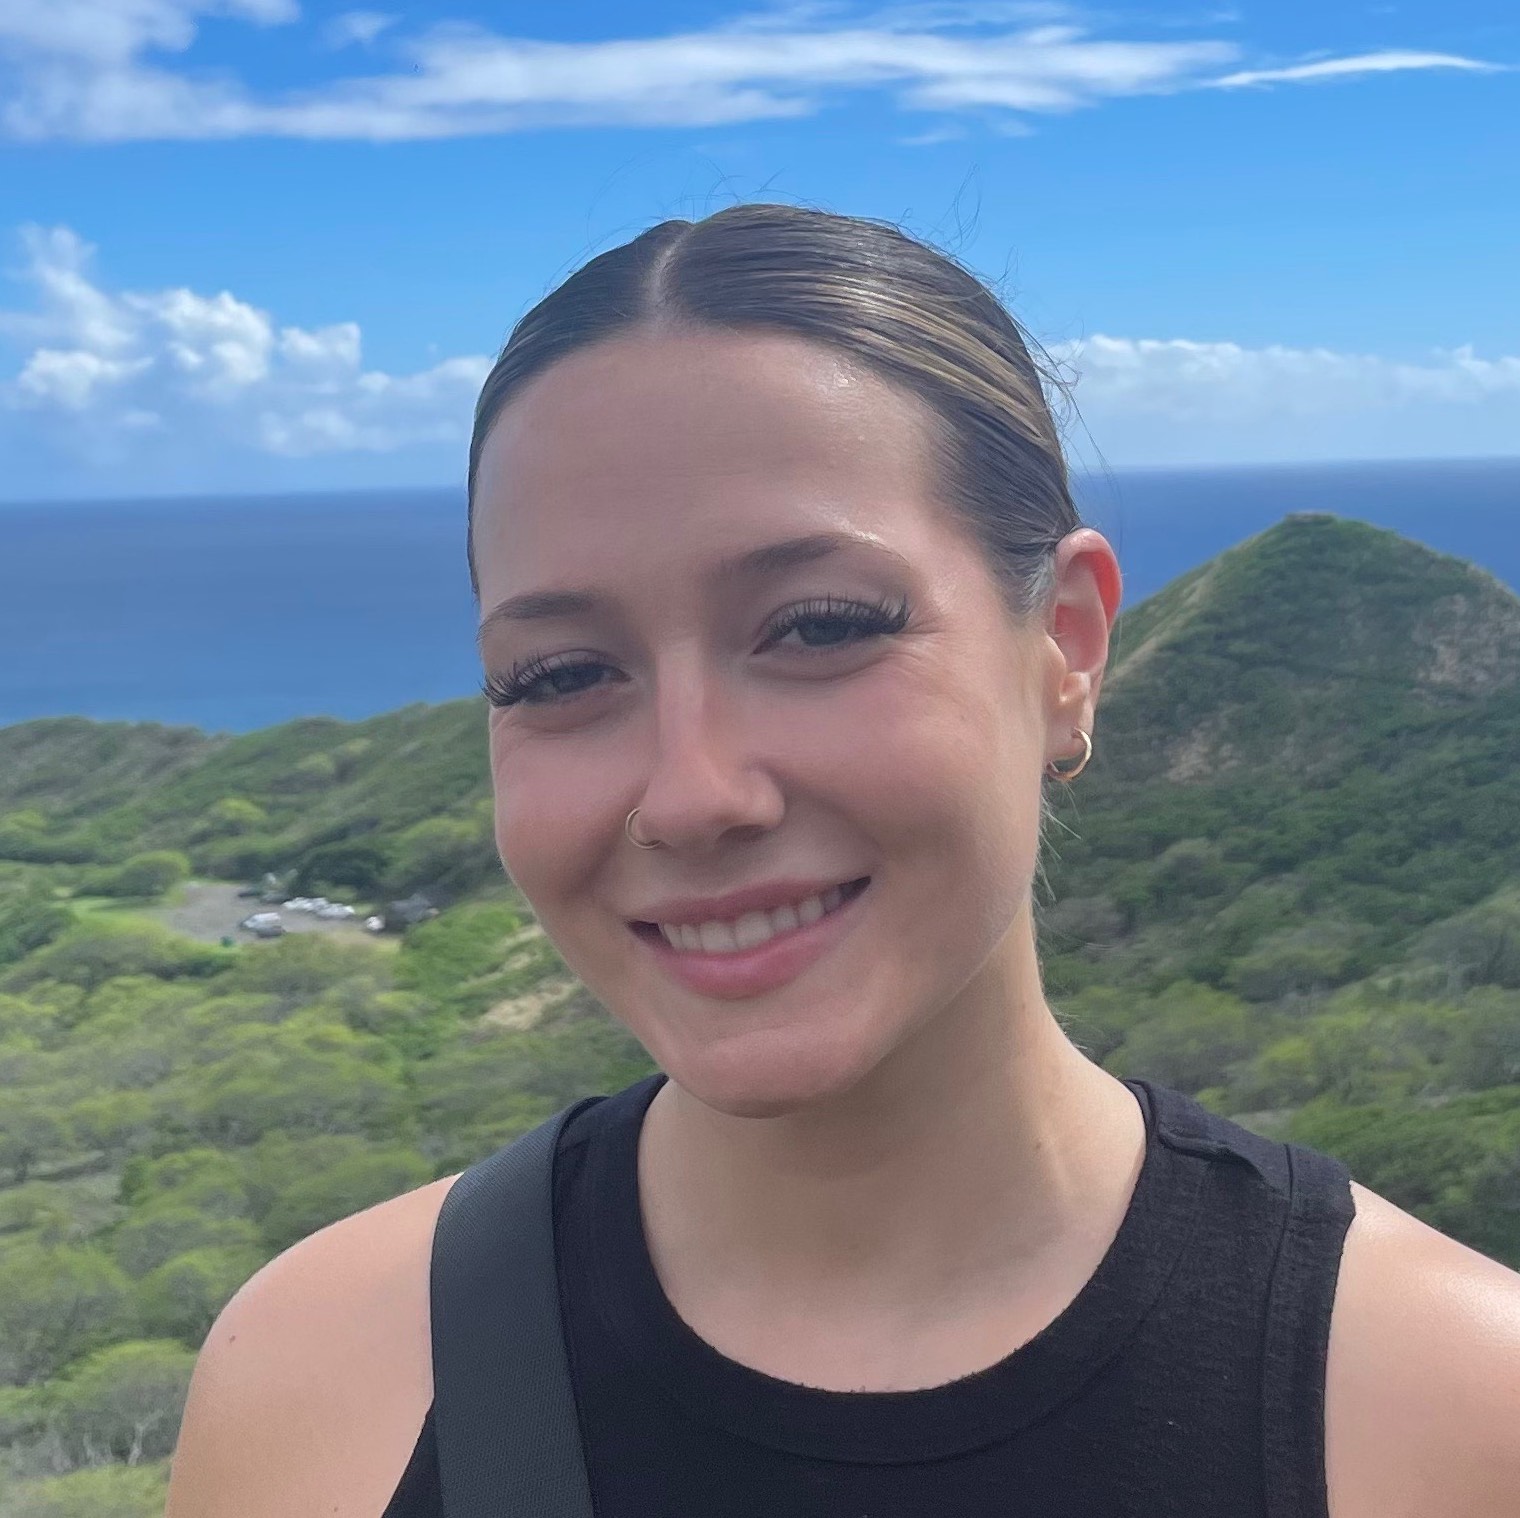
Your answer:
[383,1072,1355,1517]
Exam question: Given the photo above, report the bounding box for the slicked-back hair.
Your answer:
[465,202,1080,626]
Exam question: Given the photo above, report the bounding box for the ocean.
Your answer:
[3,457,1517,735]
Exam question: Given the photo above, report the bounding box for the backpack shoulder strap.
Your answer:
[429,1098,603,1518]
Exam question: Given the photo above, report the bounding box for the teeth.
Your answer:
[656,884,857,955]
[769,903,799,934]
[698,920,734,953]
[733,911,773,950]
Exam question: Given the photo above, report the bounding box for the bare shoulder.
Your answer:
[1325,1180,1520,1518]
[165,1170,463,1518]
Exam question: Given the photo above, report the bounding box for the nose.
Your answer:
[630,664,783,852]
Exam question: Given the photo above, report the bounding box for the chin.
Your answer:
[653,1017,893,1120]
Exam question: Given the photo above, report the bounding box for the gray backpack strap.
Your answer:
[429,1098,604,1517]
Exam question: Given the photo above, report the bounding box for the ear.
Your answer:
[1044,528,1122,752]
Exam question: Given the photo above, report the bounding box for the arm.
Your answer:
[165,1175,454,1518]
[1326,1182,1520,1518]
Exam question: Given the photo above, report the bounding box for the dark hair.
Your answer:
[465,203,1081,620]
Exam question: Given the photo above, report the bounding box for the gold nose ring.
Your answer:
[625,808,661,849]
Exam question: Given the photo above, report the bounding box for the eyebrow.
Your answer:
[475,531,903,650]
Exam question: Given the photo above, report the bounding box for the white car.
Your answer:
[238,912,285,938]
[316,903,356,919]
[283,897,314,912]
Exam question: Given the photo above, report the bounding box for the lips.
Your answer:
[630,877,872,1000]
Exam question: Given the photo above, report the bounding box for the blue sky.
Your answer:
[0,0,1515,500]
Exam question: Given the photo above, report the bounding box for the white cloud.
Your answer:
[0,0,1499,141]
[4,225,1518,494]
[0,224,490,477]
[1212,49,1505,89]
[897,121,969,143]
[16,346,151,408]
[1056,334,1520,465]
[0,0,295,65]
[323,10,396,50]
[1063,334,1520,414]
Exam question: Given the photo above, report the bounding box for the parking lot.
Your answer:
[152,881,380,945]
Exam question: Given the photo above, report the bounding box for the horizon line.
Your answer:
[3,452,1520,512]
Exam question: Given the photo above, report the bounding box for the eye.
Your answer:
[480,654,616,709]
[482,594,912,711]
[759,594,911,653]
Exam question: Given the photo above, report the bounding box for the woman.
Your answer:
[167,204,1520,1517]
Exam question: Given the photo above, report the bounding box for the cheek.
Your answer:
[828,652,1021,811]
[487,719,605,910]
[837,665,1039,923]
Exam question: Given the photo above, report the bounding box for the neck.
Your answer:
[636,903,1149,1389]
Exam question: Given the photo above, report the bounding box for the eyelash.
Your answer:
[479,594,912,710]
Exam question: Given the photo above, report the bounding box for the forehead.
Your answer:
[471,327,945,600]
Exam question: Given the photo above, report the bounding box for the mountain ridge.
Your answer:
[1099,512,1520,787]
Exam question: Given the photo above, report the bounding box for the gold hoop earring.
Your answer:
[1044,727,1093,782]
[625,808,661,849]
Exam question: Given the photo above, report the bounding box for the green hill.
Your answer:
[1,511,1518,1510]
[1102,510,1520,785]
[0,698,499,904]
[1038,512,1520,991]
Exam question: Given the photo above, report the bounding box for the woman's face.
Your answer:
[472,326,1116,1117]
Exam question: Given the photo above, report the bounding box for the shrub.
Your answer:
[117,1148,252,1221]
[217,931,380,1000]
[1104,981,1260,1095]
[135,1248,266,1346]
[0,893,75,968]
[1,922,230,996]
[292,840,391,897]
[108,1206,262,1278]
[250,1142,433,1252]
[40,1338,196,1467]
[394,901,525,1007]
[192,797,268,840]
[89,853,191,900]
[1286,1093,1520,1266]
[0,1242,134,1386]
[287,751,338,790]
[0,1455,171,1516]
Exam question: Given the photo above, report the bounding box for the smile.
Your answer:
[649,878,868,955]
[630,877,872,1000]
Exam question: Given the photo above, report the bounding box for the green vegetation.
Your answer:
[0,513,1517,1511]
[0,911,654,1509]
[0,701,498,906]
